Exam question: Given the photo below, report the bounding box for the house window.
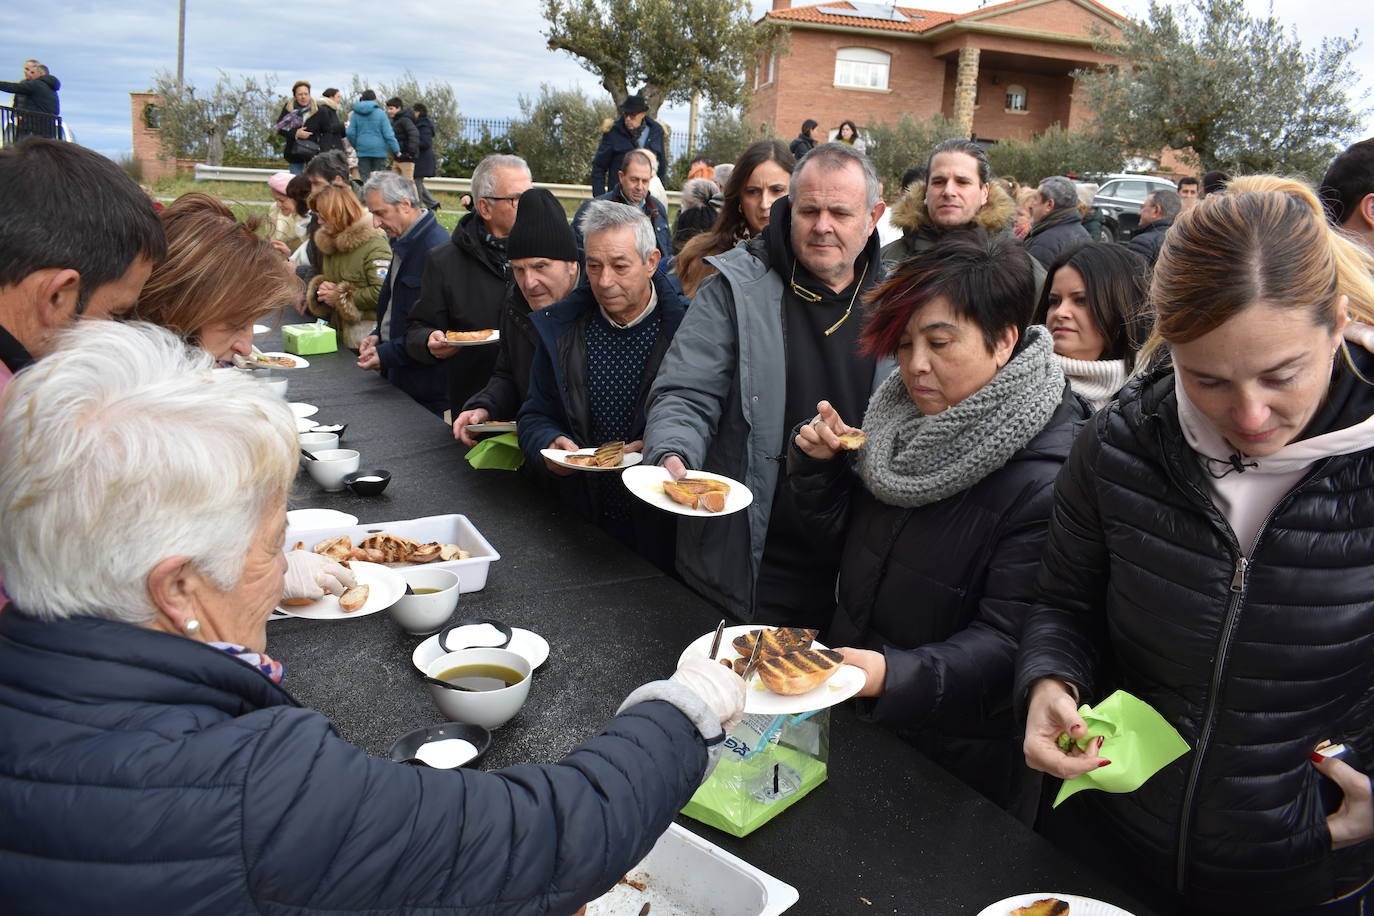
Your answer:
[1005,84,1028,111]
[755,53,776,88]
[834,47,890,91]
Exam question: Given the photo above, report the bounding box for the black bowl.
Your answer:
[387,722,492,769]
[342,468,391,496]
[438,618,514,652]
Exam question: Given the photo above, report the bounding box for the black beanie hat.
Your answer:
[506,188,579,262]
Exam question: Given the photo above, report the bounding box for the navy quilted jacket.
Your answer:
[1015,363,1374,912]
[0,609,707,915]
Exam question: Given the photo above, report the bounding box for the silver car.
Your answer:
[1091,174,1180,242]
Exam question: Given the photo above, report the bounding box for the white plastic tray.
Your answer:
[284,513,500,593]
[583,823,798,915]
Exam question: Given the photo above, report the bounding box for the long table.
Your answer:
[264,337,1164,915]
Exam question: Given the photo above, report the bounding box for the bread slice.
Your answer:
[1011,900,1070,916]
[313,535,352,561]
[836,430,867,450]
[594,441,625,468]
[662,477,731,512]
[338,584,370,612]
[755,648,843,695]
[732,627,818,658]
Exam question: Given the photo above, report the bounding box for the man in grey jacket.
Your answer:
[644,143,887,626]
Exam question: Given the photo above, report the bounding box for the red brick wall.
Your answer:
[130,91,175,183]
[940,66,1078,141]
[971,0,1117,38]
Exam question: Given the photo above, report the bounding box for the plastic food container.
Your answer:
[284,513,500,593]
[583,823,798,915]
[282,322,338,355]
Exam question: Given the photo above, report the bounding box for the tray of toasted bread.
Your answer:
[622,465,753,517]
[678,625,865,715]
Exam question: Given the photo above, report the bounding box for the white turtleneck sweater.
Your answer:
[1056,355,1127,410]
[1175,368,1374,554]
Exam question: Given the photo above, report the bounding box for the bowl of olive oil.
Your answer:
[390,567,460,634]
[425,647,532,729]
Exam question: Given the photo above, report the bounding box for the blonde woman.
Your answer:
[305,185,390,350]
[1018,176,1374,913]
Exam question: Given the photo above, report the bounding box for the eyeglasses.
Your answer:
[481,195,521,205]
[789,260,868,336]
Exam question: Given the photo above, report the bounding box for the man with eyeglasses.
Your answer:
[644,143,887,627]
[405,154,533,416]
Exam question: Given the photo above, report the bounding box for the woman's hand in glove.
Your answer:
[670,656,746,734]
[282,549,358,602]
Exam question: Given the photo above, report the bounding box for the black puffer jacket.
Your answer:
[1015,362,1374,912]
[404,212,508,414]
[462,282,541,422]
[1123,217,1172,267]
[788,382,1089,814]
[1024,206,1090,269]
[391,108,420,162]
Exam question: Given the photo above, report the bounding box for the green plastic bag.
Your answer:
[464,433,524,471]
[1054,689,1191,807]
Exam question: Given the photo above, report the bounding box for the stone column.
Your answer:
[953,46,981,138]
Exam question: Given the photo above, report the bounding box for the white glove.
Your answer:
[282,550,357,602]
[670,656,747,734]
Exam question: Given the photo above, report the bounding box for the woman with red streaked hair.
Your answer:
[785,230,1091,820]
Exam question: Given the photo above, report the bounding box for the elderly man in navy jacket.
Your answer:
[519,200,687,569]
[356,171,449,415]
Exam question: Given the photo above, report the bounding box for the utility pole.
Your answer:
[176,0,186,85]
[687,90,701,159]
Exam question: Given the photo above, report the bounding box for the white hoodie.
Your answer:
[1175,367,1374,554]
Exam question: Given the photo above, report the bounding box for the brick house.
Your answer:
[750,0,1124,145]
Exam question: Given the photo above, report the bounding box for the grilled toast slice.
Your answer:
[755,648,843,696]
[662,477,730,512]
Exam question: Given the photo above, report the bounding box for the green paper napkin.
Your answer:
[464,433,524,471]
[1053,689,1190,807]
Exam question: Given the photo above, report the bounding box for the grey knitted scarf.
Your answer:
[857,325,1065,508]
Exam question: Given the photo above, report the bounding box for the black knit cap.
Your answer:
[621,93,649,114]
[506,188,579,262]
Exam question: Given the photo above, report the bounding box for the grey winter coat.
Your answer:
[644,242,887,618]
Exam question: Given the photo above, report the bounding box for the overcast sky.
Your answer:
[3,0,1369,160]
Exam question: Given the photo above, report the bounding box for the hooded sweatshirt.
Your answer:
[346,100,399,159]
[1177,349,1374,553]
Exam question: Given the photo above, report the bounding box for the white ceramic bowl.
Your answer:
[257,376,288,399]
[425,648,532,729]
[391,567,460,635]
[299,431,340,454]
[305,448,360,492]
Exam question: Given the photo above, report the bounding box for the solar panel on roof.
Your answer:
[815,3,921,22]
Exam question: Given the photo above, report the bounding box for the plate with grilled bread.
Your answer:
[541,441,644,472]
[976,894,1135,916]
[443,329,499,346]
[621,466,753,517]
[274,560,405,620]
[678,625,865,715]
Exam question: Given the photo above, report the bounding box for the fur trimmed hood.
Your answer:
[887,179,1016,236]
[314,215,379,254]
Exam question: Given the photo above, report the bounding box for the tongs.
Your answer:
[740,634,766,684]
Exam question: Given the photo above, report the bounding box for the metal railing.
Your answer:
[0,105,65,147]
[193,162,682,206]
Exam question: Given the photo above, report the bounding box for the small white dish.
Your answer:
[621,465,753,517]
[275,561,405,619]
[413,627,550,673]
[286,508,359,530]
[289,402,319,419]
[390,567,461,635]
[540,448,644,472]
[305,448,361,492]
[426,647,531,729]
[257,351,309,368]
[299,431,340,454]
[253,324,270,335]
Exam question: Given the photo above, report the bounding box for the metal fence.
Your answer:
[459,115,695,161]
[0,105,65,147]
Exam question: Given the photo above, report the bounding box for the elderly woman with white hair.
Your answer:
[0,321,743,914]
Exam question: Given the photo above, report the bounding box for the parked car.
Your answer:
[1089,174,1179,242]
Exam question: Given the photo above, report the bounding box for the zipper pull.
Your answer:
[1230,556,1248,592]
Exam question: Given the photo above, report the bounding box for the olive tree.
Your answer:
[509,84,618,184]
[150,70,279,166]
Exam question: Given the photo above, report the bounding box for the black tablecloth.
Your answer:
[264,334,1162,915]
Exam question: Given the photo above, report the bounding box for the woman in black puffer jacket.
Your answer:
[1017,176,1374,914]
[786,232,1091,821]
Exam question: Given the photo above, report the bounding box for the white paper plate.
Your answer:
[286,509,359,530]
[465,421,517,435]
[295,417,318,432]
[253,324,270,335]
[256,351,309,368]
[976,894,1135,916]
[289,402,318,419]
[443,331,500,347]
[622,466,753,517]
[540,447,645,472]
[412,627,550,672]
[275,561,405,619]
[677,624,864,715]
